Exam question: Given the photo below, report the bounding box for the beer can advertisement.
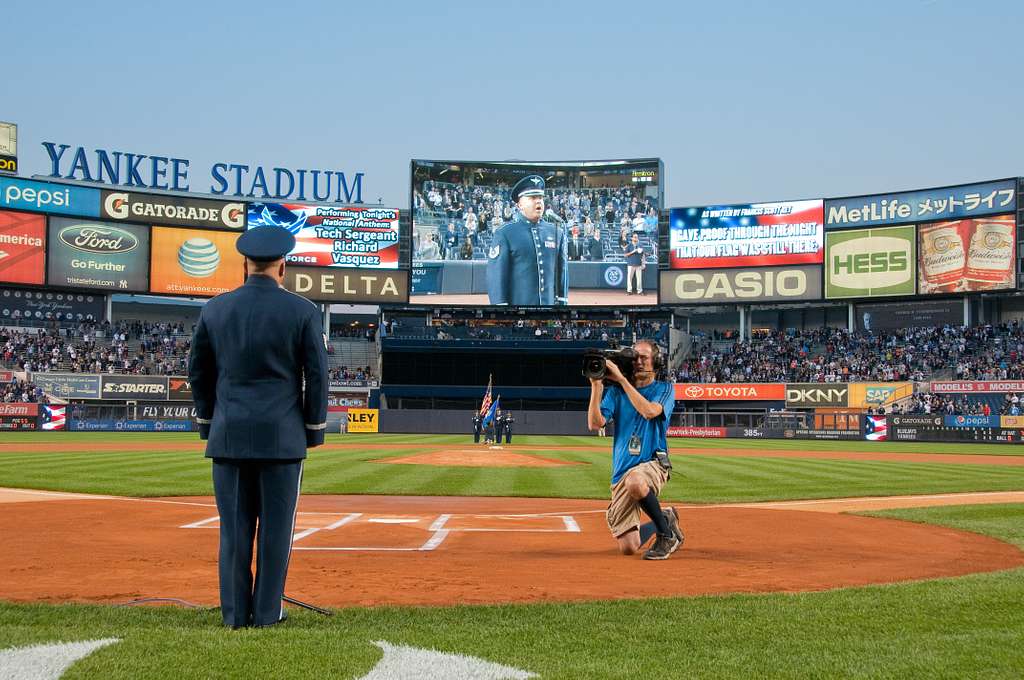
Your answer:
[824,225,916,299]
[247,203,400,268]
[669,200,823,269]
[47,218,150,292]
[917,214,1015,294]
[0,209,45,285]
[149,227,243,297]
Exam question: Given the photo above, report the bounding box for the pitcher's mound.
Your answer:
[373,449,588,468]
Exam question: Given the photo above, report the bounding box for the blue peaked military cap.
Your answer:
[236,226,296,261]
[511,175,546,202]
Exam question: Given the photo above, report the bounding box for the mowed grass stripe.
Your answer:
[1,434,1023,501]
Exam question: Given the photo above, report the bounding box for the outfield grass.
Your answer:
[1,504,1022,678]
[0,433,1022,502]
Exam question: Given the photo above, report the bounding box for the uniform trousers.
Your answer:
[212,458,303,627]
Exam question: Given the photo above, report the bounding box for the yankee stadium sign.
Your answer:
[41,142,366,204]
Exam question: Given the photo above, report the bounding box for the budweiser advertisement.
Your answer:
[931,381,1024,393]
[918,214,1015,294]
[674,383,786,401]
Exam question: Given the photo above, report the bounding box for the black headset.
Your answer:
[637,339,665,372]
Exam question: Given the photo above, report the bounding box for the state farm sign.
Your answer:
[674,383,786,401]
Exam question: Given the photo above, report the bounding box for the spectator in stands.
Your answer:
[624,233,646,296]
[443,223,461,261]
[460,235,474,260]
[589,229,604,262]
[568,225,586,261]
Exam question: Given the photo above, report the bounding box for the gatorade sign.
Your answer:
[347,408,379,433]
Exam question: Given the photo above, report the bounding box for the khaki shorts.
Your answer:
[606,460,669,538]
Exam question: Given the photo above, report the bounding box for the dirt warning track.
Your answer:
[1,490,1022,608]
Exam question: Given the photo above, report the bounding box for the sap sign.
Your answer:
[0,177,100,217]
[825,225,916,299]
[659,265,821,304]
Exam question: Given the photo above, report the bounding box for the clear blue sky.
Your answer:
[6,1,1023,207]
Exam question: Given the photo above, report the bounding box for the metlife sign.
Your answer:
[825,225,916,299]
[825,179,1016,229]
[0,177,100,217]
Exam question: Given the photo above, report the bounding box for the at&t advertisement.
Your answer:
[149,227,243,297]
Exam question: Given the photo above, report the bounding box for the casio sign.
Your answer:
[673,269,807,300]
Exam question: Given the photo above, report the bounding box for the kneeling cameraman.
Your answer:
[587,340,683,560]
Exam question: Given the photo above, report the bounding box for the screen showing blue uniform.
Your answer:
[600,381,675,484]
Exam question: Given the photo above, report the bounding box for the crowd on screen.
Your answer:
[412,180,658,263]
[673,322,1024,385]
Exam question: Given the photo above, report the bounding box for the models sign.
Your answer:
[669,200,823,269]
[824,225,916,299]
[247,203,400,268]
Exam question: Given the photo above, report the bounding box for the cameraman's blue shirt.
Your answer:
[600,380,675,484]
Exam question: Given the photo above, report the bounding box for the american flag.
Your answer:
[41,405,66,431]
[479,375,493,417]
[865,415,887,442]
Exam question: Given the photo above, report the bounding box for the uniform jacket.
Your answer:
[487,216,568,305]
[189,275,329,459]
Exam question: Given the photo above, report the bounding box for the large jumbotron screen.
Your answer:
[409,158,662,306]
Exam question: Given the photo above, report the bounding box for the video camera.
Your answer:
[582,345,638,385]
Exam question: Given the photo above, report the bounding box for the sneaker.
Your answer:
[643,532,681,560]
[663,506,684,549]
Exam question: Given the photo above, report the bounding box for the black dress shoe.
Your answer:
[253,611,288,628]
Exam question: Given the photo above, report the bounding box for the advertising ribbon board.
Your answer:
[930,381,1024,393]
[168,377,193,400]
[32,373,101,399]
[674,383,785,401]
[0,210,45,285]
[669,200,823,269]
[824,225,916,299]
[0,177,101,217]
[100,375,169,399]
[247,203,400,268]
[47,217,150,292]
[847,383,914,409]
[659,265,821,305]
[784,384,850,408]
[284,266,408,304]
[101,190,245,230]
[825,178,1016,229]
[667,426,727,438]
[347,408,379,433]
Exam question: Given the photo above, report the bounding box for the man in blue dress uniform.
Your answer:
[487,175,569,305]
[188,225,329,629]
